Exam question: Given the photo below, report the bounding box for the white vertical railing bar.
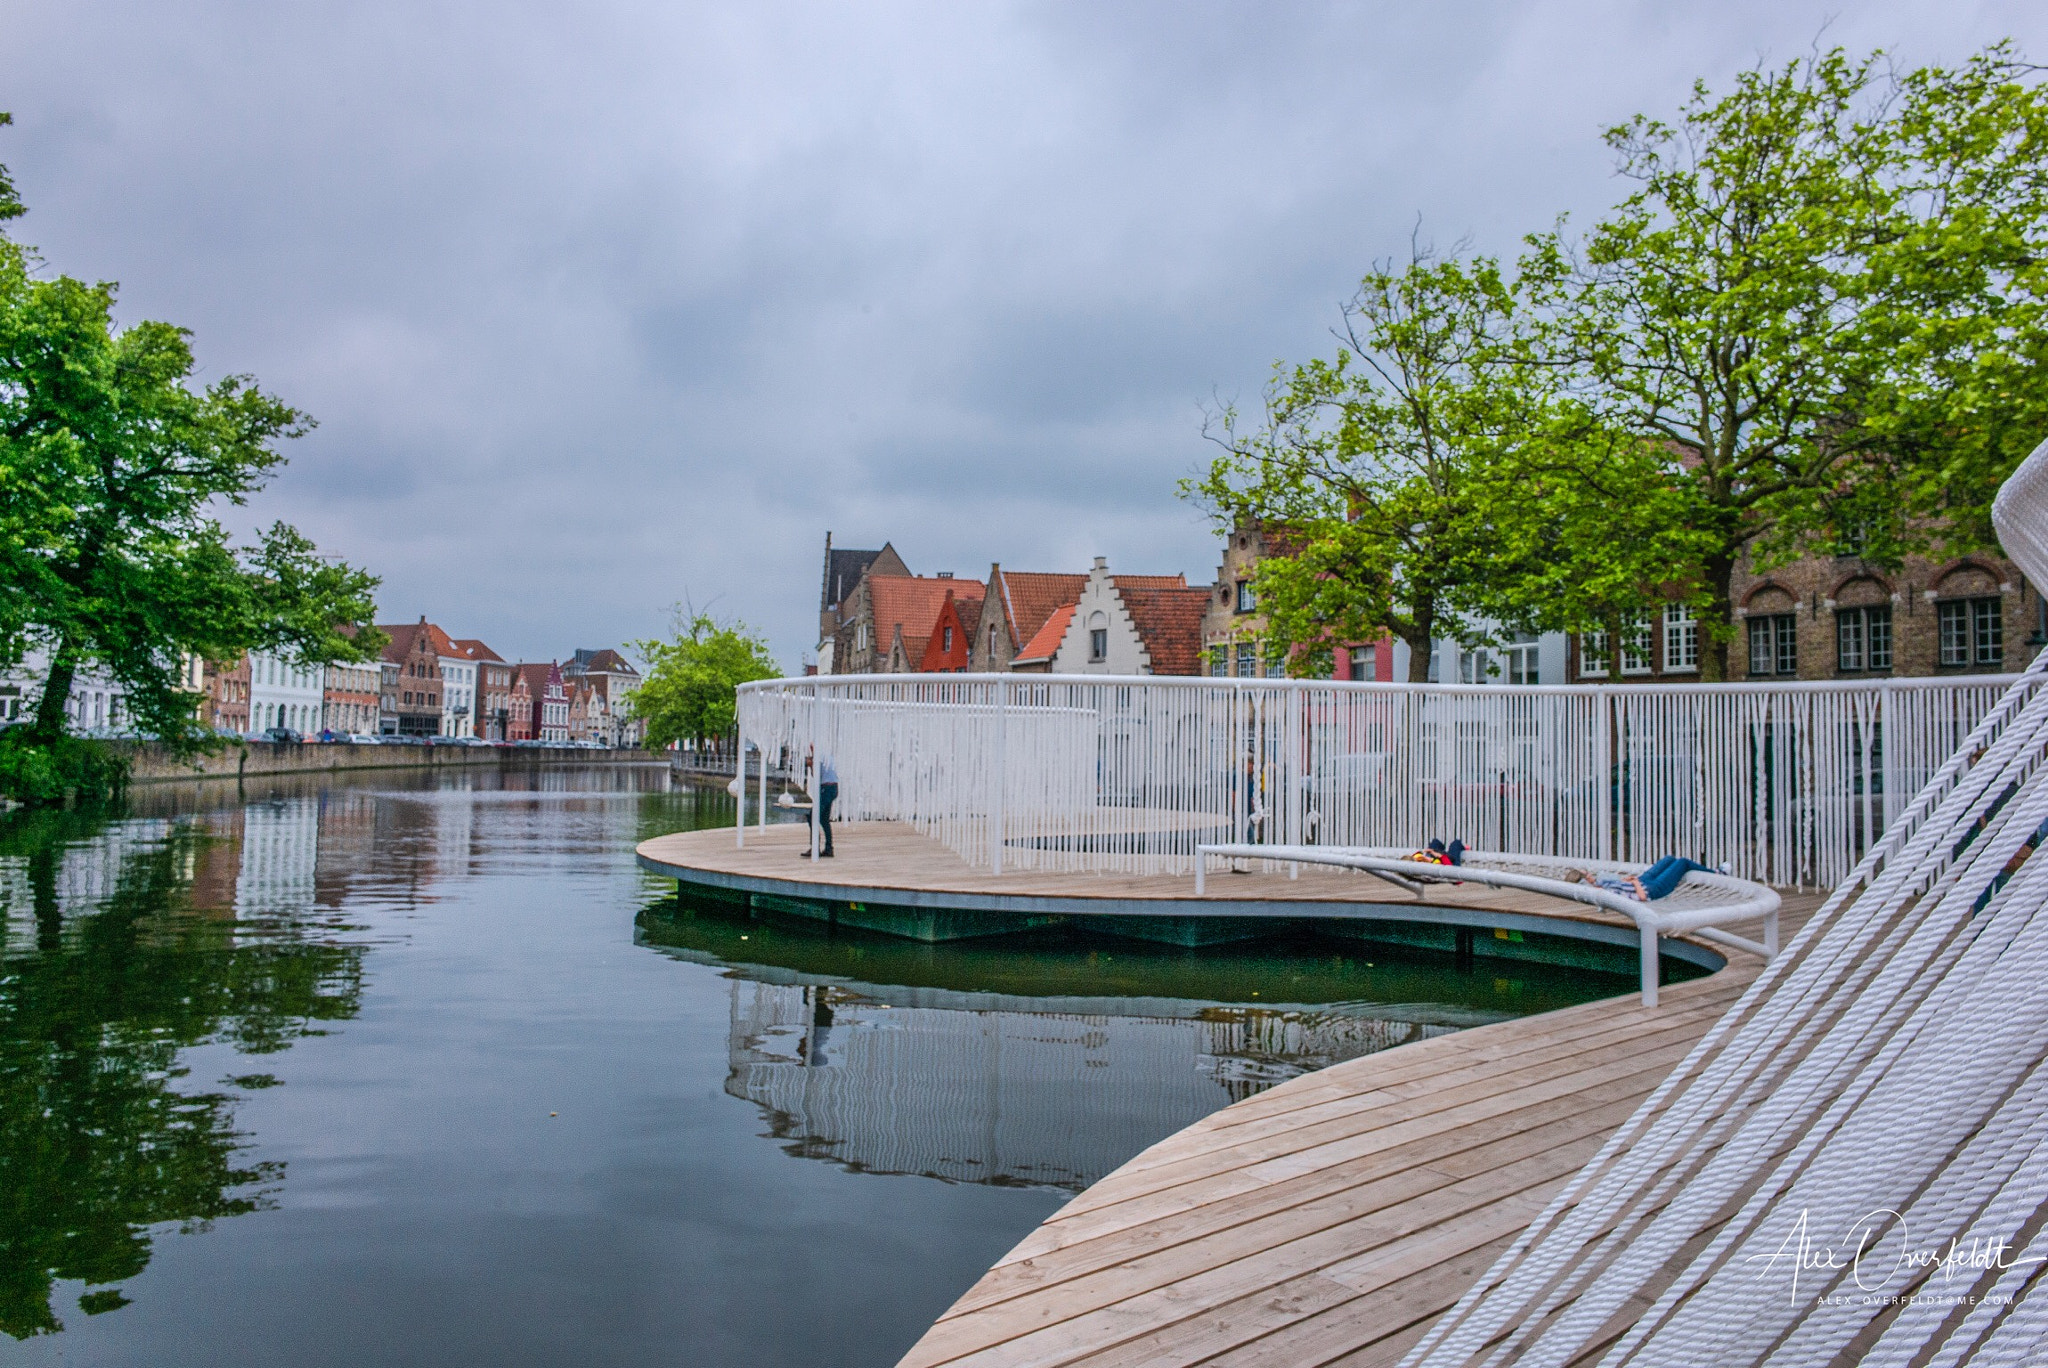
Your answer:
[735,673,2032,889]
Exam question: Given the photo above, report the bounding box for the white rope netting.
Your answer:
[1401,437,2048,1368]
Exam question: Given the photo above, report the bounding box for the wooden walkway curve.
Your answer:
[895,901,1818,1368]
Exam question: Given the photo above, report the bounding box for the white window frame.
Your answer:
[1663,604,1699,673]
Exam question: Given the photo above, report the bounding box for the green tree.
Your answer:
[1190,252,1694,680]
[631,613,779,749]
[1529,43,2048,678]
[0,119,385,754]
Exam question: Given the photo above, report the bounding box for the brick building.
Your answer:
[968,566,1088,671]
[378,619,446,737]
[562,648,643,746]
[1565,550,2045,682]
[817,535,910,674]
[515,662,569,742]
[505,669,534,741]
[206,656,251,734]
[918,589,981,672]
[833,571,987,673]
[321,661,381,736]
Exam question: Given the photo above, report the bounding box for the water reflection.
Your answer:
[637,896,1631,1191]
[0,805,363,1338]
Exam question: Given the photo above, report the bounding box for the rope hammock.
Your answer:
[1403,439,2048,1367]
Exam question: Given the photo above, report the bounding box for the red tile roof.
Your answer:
[869,576,985,664]
[991,570,1087,647]
[451,638,505,663]
[1012,603,1075,665]
[1120,586,1213,676]
[1111,574,1189,591]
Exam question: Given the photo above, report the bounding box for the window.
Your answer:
[1349,644,1377,682]
[1089,628,1107,662]
[1939,597,2004,667]
[1580,630,1609,678]
[1458,649,1490,684]
[1235,641,1255,677]
[942,626,953,653]
[1503,633,1539,685]
[1208,648,1226,677]
[1264,653,1284,678]
[1664,605,1698,672]
[1748,614,1798,675]
[988,624,997,655]
[1620,610,1653,674]
[1837,605,1893,672]
[1235,580,1255,614]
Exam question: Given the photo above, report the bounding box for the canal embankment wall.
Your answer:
[115,740,666,785]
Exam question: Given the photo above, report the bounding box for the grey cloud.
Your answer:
[2,0,2042,669]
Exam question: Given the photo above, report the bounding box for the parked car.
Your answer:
[259,727,303,745]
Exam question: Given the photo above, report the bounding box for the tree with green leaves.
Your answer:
[1190,251,1696,680]
[631,612,778,749]
[0,117,385,759]
[1528,43,2048,678]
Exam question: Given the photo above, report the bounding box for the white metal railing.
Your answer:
[734,672,2029,889]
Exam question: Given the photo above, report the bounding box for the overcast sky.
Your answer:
[3,2,2043,669]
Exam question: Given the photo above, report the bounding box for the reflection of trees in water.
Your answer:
[0,807,363,1339]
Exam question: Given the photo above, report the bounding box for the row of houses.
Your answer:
[815,526,2048,685]
[202,623,646,745]
[815,538,1214,678]
[1,628,645,746]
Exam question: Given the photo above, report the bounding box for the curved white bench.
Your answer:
[1194,844,1781,1007]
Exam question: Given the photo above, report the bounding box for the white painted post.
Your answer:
[1640,925,1659,1008]
[1598,689,1614,863]
[758,738,769,830]
[810,685,821,861]
[735,723,746,848]
[990,676,1007,875]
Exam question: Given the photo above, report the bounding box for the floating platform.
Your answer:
[634,821,1729,973]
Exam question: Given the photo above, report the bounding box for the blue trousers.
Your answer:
[1640,856,1709,900]
[817,782,837,855]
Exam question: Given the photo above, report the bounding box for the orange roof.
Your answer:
[1120,586,1213,676]
[378,619,465,663]
[452,638,505,663]
[869,576,985,663]
[991,570,1086,647]
[1012,603,1075,665]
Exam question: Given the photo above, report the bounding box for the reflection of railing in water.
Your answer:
[722,980,1464,1190]
[736,674,2027,888]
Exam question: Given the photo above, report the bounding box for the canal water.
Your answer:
[0,768,1634,1367]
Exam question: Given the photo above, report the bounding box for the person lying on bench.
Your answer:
[1566,855,1710,901]
[1403,837,1466,867]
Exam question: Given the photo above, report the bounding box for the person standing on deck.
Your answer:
[805,745,838,858]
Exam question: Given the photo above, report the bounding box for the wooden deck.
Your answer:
[637,821,1819,1367]
[894,895,1818,1368]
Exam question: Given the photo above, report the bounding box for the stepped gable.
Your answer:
[1012,603,1076,667]
[1118,583,1212,676]
[870,575,986,664]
